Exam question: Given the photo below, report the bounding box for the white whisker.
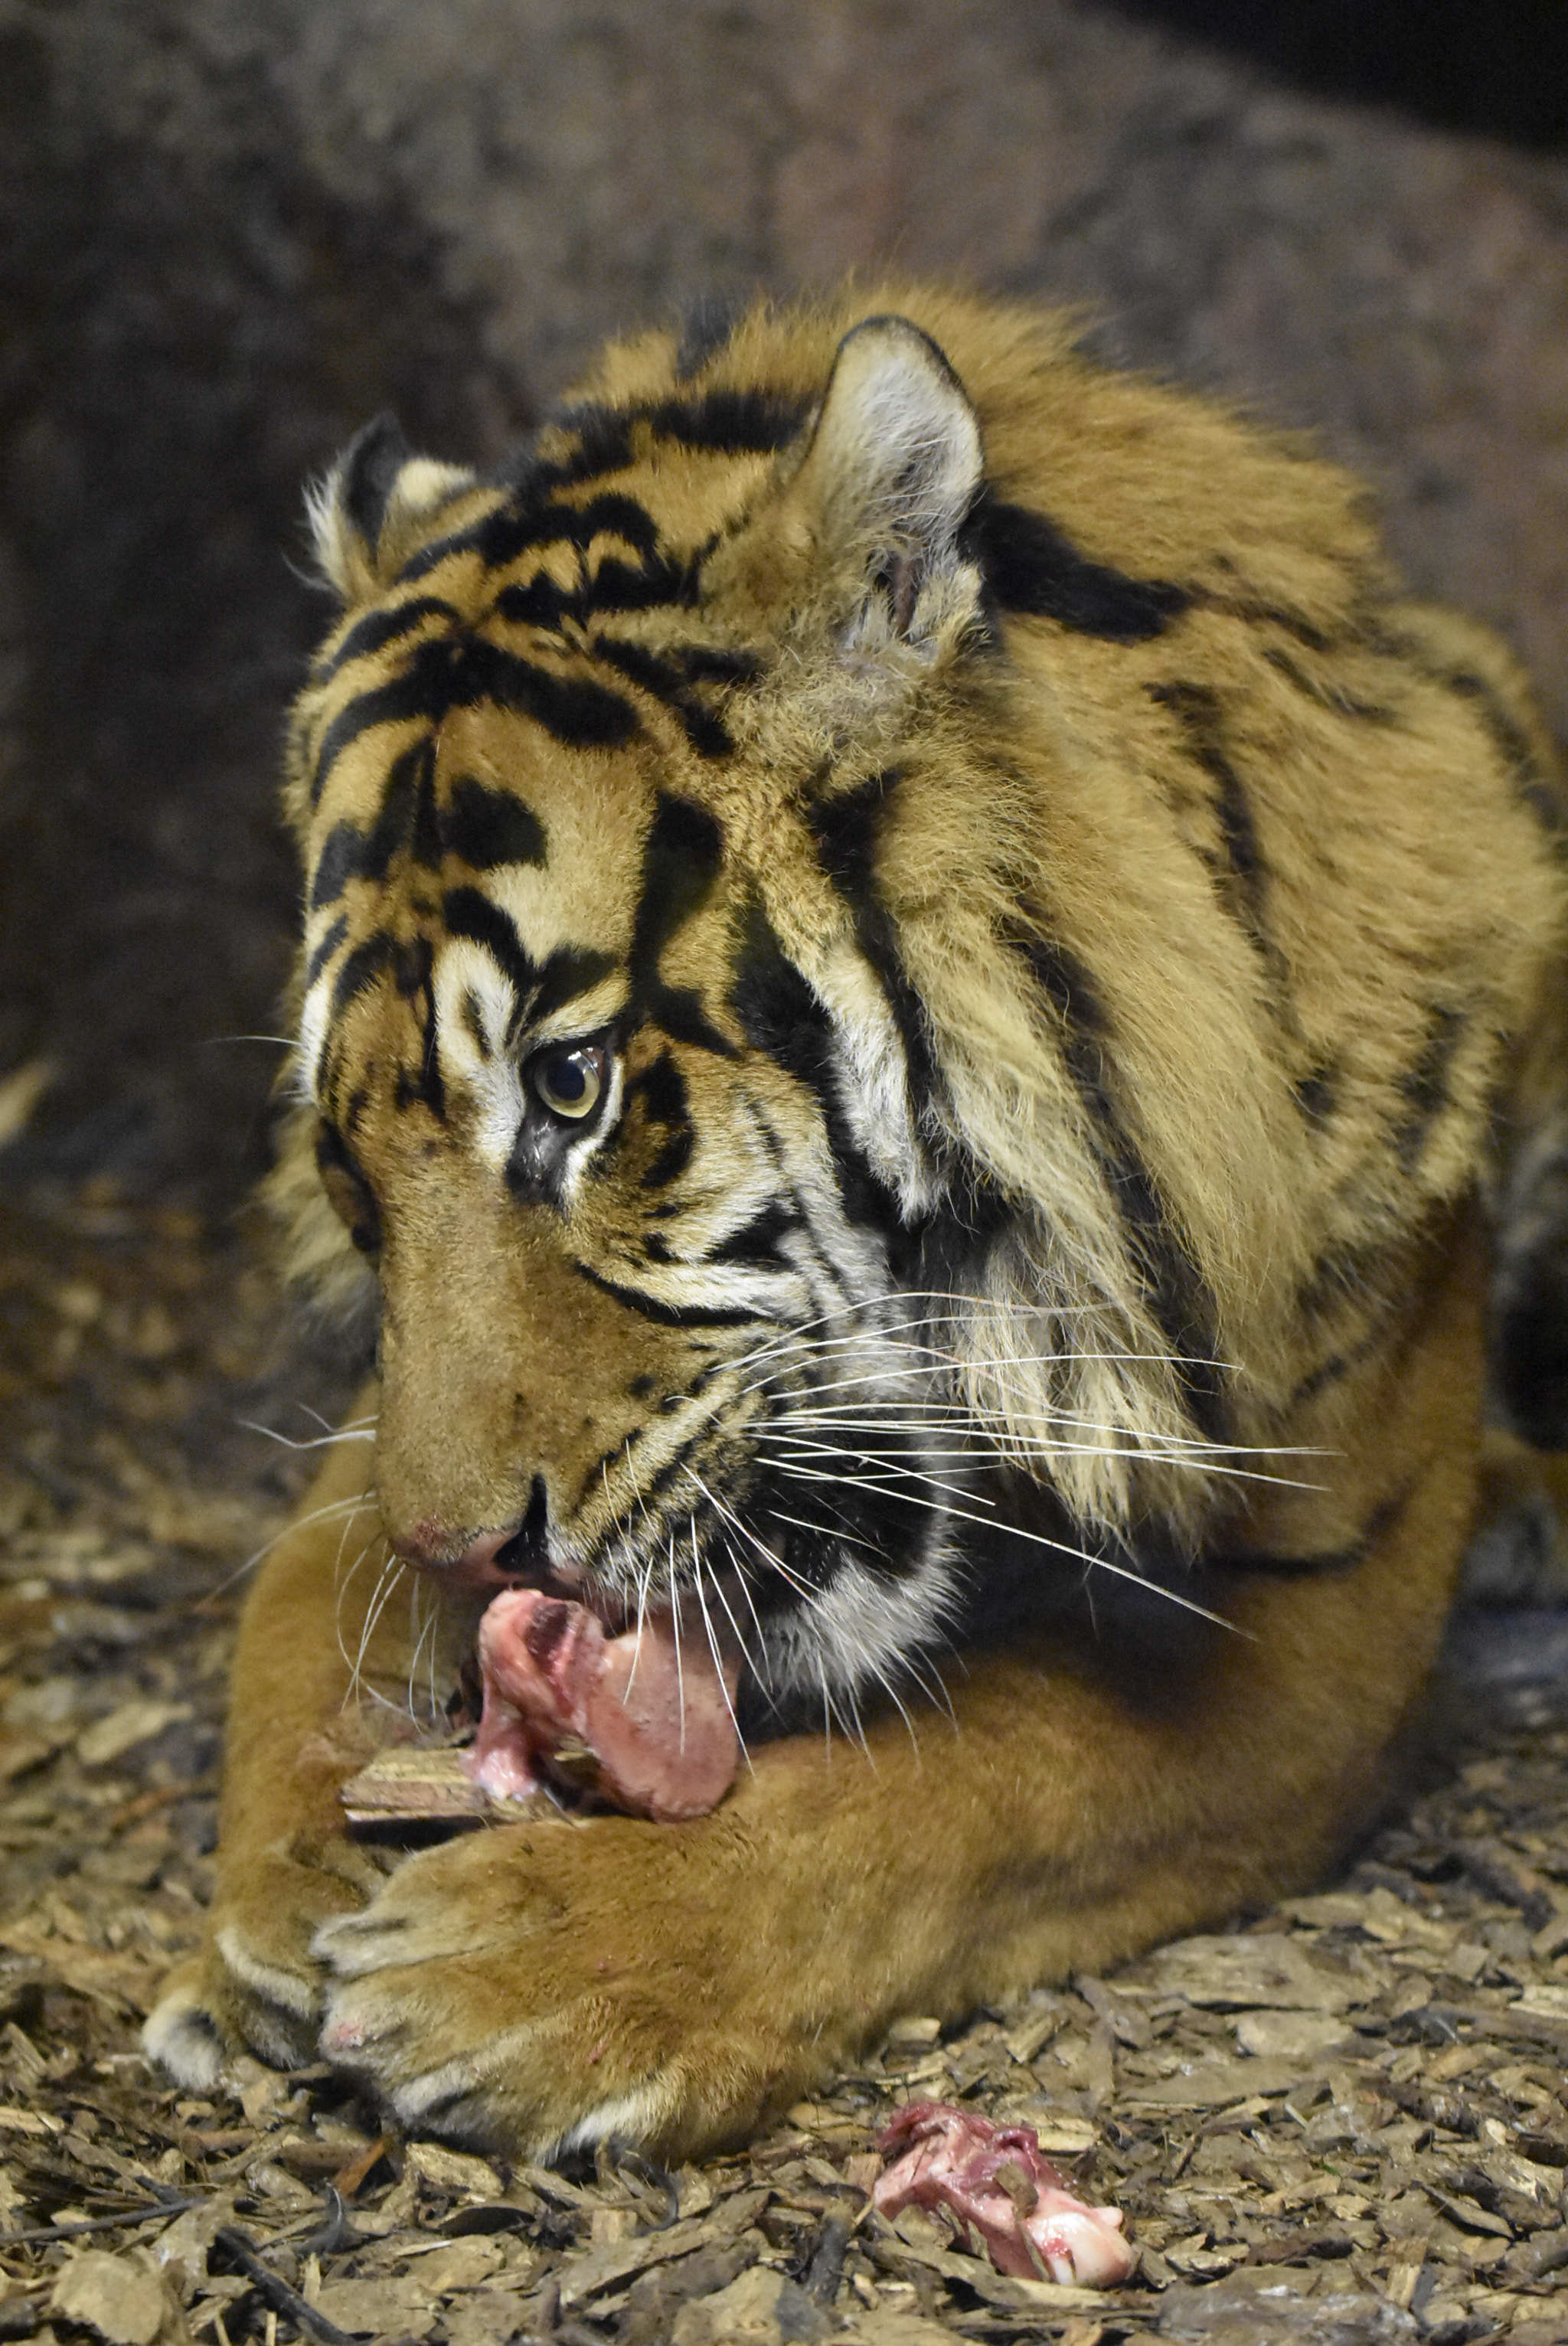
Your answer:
[692,1554,751,1776]
[763,1456,1247,1635]
[668,1538,686,1756]
[238,1419,377,1453]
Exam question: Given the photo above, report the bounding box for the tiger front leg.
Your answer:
[144,1385,432,2086]
[309,1433,1464,2162]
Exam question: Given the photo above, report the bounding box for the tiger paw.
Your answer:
[312,1814,824,2161]
[143,1838,393,2088]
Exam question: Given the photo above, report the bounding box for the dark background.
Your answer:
[4,0,1567,1208]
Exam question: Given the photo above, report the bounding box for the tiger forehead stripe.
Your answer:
[390,387,812,591]
[308,632,640,807]
[315,593,460,685]
[305,479,767,819]
[309,746,548,917]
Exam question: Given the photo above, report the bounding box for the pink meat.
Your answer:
[466,1586,740,1824]
[871,2101,1135,2288]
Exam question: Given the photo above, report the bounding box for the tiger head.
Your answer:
[272,292,1411,1722]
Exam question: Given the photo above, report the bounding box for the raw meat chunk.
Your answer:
[871,2100,1135,2286]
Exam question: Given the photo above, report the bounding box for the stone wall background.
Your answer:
[2,0,1566,1203]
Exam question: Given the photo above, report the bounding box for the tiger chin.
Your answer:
[144,283,1568,2161]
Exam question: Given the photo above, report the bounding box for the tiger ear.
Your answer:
[305,413,477,606]
[787,316,985,651]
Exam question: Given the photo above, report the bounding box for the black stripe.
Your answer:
[730,898,832,1086]
[441,886,616,1040]
[318,596,458,681]
[635,789,724,936]
[403,485,658,583]
[401,390,810,583]
[1294,1064,1338,1126]
[675,293,740,381]
[1262,645,1393,723]
[330,933,397,1021]
[707,1201,798,1268]
[441,774,547,871]
[737,956,928,1291]
[808,771,945,1132]
[730,897,910,1257]
[680,645,763,688]
[530,945,618,1024]
[310,738,434,910]
[1289,1322,1387,1409]
[303,913,349,992]
[1395,1003,1465,1171]
[580,1398,727,1523]
[391,933,446,1122]
[628,796,737,1056]
[311,635,638,804]
[1297,1233,1396,1324]
[310,752,545,907]
[412,743,443,869]
[1444,669,1560,832]
[315,1119,381,1259]
[629,1050,694,1191]
[1008,915,1223,1436]
[1214,1488,1410,1578]
[968,492,1189,642]
[445,636,638,751]
[596,636,733,757]
[495,549,699,632]
[574,1261,759,1328]
[1193,589,1334,653]
[1147,683,1262,895]
[1007,929,1109,1041]
[311,664,449,809]
[645,387,809,456]
[459,988,492,1062]
[442,885,538,1008]
[481,491,663,584]
[1146,681,1291,1001]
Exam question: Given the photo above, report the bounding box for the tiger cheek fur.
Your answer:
[142,285,1567,2160]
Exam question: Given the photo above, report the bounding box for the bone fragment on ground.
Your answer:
[871,2100,1136,2286]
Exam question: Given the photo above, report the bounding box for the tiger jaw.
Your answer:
[384,1371,972,1739]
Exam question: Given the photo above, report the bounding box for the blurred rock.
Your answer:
[3,0,1566,1204]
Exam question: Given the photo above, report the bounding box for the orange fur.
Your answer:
[145,286,1566,2155]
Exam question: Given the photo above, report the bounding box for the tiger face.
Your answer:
[286,312,1022,1724]
[277,289,1560,1733]
[305,730,972,1716]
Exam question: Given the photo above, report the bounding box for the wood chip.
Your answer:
[1124,2055,1310,2106]
[331,2132,394,2197]
[403,2142,505,2200]
[338,1747,494,1829]
[313,2277,437,2339]
[864,2215,1118,2315]
[1234,2013,1355,2061]
[1144,1936,1361,2013]
[556,2191,772,2309]
[49,2251,165,2346]
[76,1701,189,1769]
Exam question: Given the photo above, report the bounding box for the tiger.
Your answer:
[144,283,1568,2161]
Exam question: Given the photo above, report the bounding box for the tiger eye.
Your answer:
[531,1044,606,1121]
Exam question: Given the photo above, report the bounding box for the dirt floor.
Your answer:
[3,1192,1568,2346]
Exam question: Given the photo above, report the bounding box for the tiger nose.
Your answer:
[390,1519,514,1583]
[392,1478,557,1586]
